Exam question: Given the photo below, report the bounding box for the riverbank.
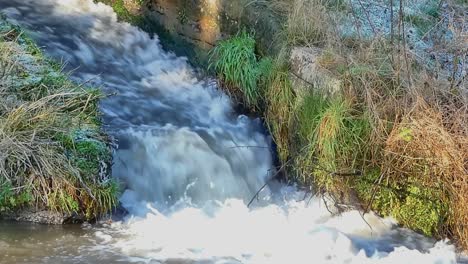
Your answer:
[100,0,467,251]
[0,17,119,223]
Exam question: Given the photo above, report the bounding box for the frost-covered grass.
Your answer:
[0,18,119,220]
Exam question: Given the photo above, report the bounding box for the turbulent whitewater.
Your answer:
[0,0,460,263]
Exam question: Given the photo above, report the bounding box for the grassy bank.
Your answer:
[0,18,119,221]
[209,0,467,250]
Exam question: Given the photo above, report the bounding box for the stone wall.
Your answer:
[142,0,282,62]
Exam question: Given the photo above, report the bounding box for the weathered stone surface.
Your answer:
[144,0,281,54]
[289,46,342,97]
[2,209,67,225]
[145,0,222,49]
[123,0,142,15]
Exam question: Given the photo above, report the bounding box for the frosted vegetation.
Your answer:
[0,0,466,263]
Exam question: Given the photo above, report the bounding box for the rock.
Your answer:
[144,0,221,49]
[2,209,67,225]
[289,46,342,98]
[123,0,141,15]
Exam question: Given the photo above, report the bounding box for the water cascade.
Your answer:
[0,0,459,263]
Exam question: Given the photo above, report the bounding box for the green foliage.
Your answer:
[297,92,328,142]
[112,0,130,18]
[48,190,80,214]
[177,8,188,24]
[106,0,145,26]
[398,127,413,142]
[355,170,448,236]
[295,92,371,195]
[20,33,42,57]
[75,139,109,178]
[0,180,33,212]
[209,31,270,108]
[301,93,369,166]
[397,185,447,236]
[86,180,120,218]
[257,57,274,89]
[57,130,110,180]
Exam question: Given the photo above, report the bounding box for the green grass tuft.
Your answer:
[209,31,270,108]
[295,92,371,195]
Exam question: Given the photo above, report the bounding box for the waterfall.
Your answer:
[0,0,459,263]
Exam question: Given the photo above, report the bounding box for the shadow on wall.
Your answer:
[145,0,222,49]
[143,0,282,56]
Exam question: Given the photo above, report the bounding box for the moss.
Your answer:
[354,170,448,236]
[397,185,448,236]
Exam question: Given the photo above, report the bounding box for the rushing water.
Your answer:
[0,0,463,263]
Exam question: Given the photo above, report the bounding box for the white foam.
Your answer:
[94,193,456,264]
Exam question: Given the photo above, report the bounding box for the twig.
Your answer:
[356,0,377,37]
[322,195,333,214]
[399,0,413,88]
[228,145,269,149]
[247,159,291,208]
[247,180,270,207]
[390,0,394,47]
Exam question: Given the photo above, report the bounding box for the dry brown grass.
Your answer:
[384,95,468,247]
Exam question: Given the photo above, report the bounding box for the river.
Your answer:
[0,0,462,263]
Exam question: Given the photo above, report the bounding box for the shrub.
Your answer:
[0,180,33,212]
